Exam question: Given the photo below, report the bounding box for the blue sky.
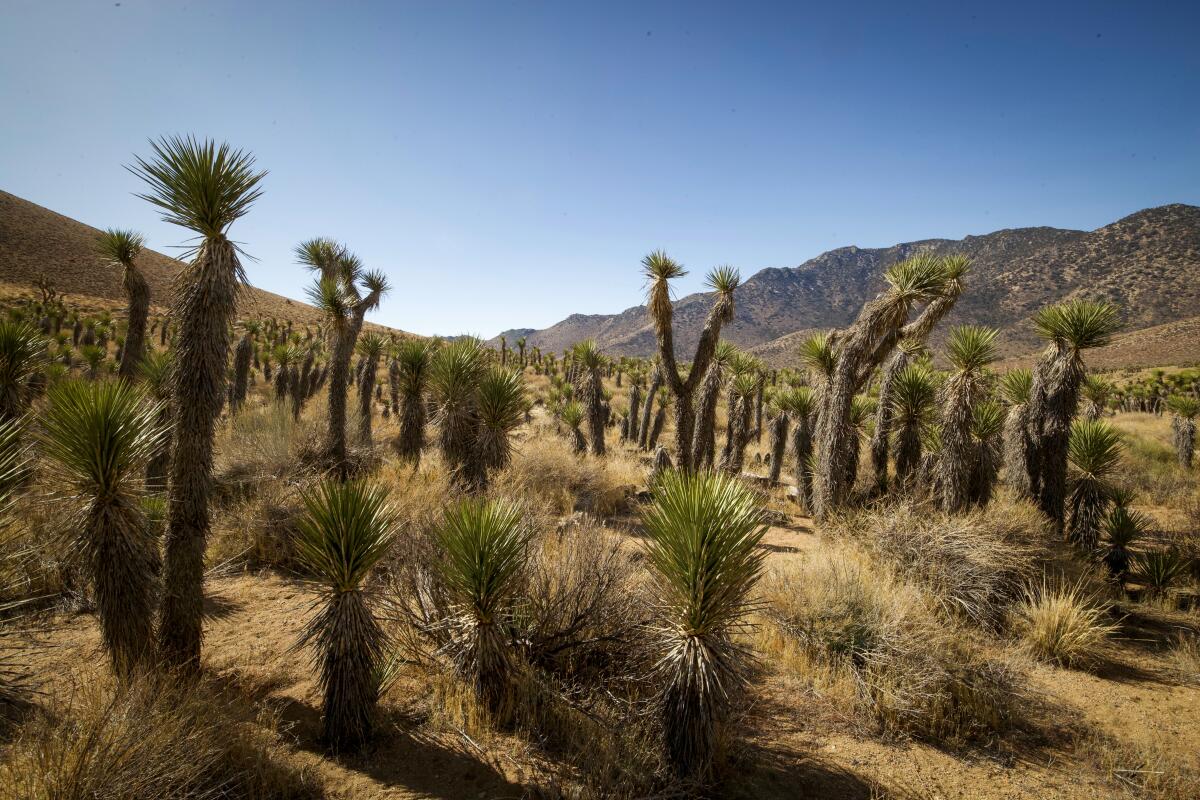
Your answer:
[1,1,1197,337]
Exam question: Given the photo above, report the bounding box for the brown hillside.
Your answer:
[0,189,397,331]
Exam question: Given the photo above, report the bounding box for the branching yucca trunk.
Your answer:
[159,237,240,670]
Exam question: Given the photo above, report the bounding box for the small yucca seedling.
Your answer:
[1100,505,1148,583]
[294,479,397,752]
[1013,579,1117,668]
[642,470,767,783]
[1066,419,1123,549]
[435,498,531,717]
[1132,549,1190,602]
[38,380,167,680]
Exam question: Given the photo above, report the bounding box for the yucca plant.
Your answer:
[1167,394,1198,468]
[0,321,47,423]
[139,350,173,492]
[428,337,488,489]
[39,380,167,680]
[869,337,925,494]
[1079,374,1114,421]
[889,362,937,487]
[721,368,760,475]
[776,386,816,509]
[129,135,265,669]
[98,229,149,381]
[1100,505,1149,583]
[637,362,663,450]
[999,368,1034,499]
[560,401,587,454]
[392,338,433,464]
[642,253,740,471]
[231,332,253,412]
[1132,549,1190,601]
[642,470,767,782]
[691,340,738,469]
[1066,419,1123,548]
[293,479,397,752]
[968,398,1005,506]
[355,333,386,445]
[815,253,961,518]
[765,396,790,484]
[435,499,531,716]
[938,325,998,512]
[571,339,607,456]
[845,394,876,491]
[476,366,527,474]
[1027,300,1120,537]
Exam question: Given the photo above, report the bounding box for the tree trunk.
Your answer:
[869,349,909,495]
[119,264,150,381]
[768,412,789,483]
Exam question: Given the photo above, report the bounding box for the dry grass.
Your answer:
[759,546,1023,746]
[1166,631,1200,684]
[1011,579,1119,668]
[1081,730,1200,800]
[826,495,1044,629]
[0,673,319,800]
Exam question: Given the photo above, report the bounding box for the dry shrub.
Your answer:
[1010,578,1118,668]
[208,477,305,570]
[760,546,1022,746]
[490,434,641,518]
[827,495,1043,629]
[0,674,319,800]
[215,402,319,499]
[1166,630,1200,684]
[1082,728,1200,800]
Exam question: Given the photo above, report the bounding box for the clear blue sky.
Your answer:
[2,1,1197,337]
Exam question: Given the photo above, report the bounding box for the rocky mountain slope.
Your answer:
[490,204,1200,367]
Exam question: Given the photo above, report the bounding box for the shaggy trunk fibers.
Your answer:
[768,412,789,483]
[626,383,641,443]
[1027,342,1084,538]
[159,237,239,670]
[790,412,814,511]
[358,356,378,445]
[231,335,252,412]
[869,349,909,495]
[305,590,386,753]
[691,363,723,470]
[1173,416,1195,468]
[639,367,662,449]
[583,366,606,456]
[1002,403,1034,499]
[938,377,977,513]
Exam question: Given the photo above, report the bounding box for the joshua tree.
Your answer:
[1066,419,1123,548]
[625,380,642,444]
[642,253,740,471]
[869,337,925,494]
[968,399,1005,506]
[720,369,758,475]
[476,366,527,474]
[299,240,390,476]
[691,340,738,470]
[231,332,253,411]
[638,363,663,450]
[0,321,46,423]
[515,336,527,368]
[1026,300,1121,536]
[435,498,530,717]
[39,380,167,681]
[129,135,265,670]
[814,253,955,518]
[776,387,816,508]
[937,325,998,513]
[570,340,607,456]
[1168,395,1198,468]
[766,399,790,484]
[642,470,767,783]
[392,338,433,464]
[889,362,937,488]
[355,333,385,446]
[560,400,587,454]
[294,479,397,752]
[1080,374,1114,421]
[139,350,173,493]
[999,368,1034,499]
[98,229,148,381]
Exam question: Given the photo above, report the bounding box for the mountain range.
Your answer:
[487,204,1200,368]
